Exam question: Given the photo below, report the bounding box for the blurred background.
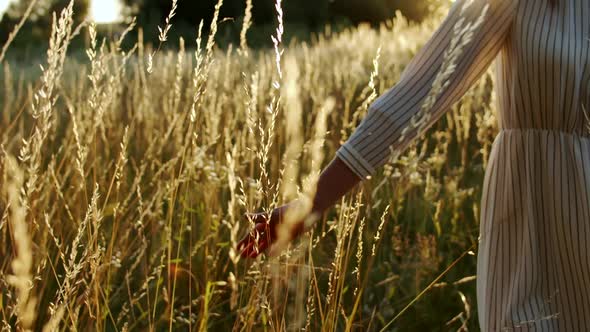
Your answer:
[0,1,495,331]
[0,0,444,56]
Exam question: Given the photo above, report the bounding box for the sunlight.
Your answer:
[90,0,121,24]
[0,0,14,18]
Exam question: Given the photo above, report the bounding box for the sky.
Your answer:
[0,0,122,23]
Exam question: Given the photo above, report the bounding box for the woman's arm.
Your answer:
[311,156,362,214]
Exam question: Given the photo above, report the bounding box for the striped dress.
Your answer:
[335,0,590,330]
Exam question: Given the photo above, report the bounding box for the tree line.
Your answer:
[0,0,439,52]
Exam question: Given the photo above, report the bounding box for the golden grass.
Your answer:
[0,1,520,331]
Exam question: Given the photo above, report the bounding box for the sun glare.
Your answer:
[0,0,14,18]
[91,0,121,24]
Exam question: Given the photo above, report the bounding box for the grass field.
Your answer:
[0,1,506,331]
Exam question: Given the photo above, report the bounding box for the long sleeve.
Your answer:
[336,0,518,180]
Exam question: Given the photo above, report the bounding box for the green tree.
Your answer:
[121,0,434,28]
[0,0,89,49]
[331,0,440,24]
[122,0,245,27]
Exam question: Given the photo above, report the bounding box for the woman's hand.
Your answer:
[236,157,362,259]
[237,204,306,259]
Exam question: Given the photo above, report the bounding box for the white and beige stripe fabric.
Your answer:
[336,0,590,330]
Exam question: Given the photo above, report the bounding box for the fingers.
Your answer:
[237,207,309,260]
[238,222,271,258]
[237,214,266,248]
[236,228,255,252]
[240,242,255,257]
[239,237,269,258]
[249,239,268,258]
[236,236,250,252]
[237,211,276,259]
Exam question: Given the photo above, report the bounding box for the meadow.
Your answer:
[1,1,505,331]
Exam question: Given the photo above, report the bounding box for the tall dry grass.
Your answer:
[0,0,516,331]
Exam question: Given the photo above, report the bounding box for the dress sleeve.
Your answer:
[335,0,518,180]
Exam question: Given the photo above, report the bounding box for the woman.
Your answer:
[238,0,590,330]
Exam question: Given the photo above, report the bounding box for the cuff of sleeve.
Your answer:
[335,143,376,181]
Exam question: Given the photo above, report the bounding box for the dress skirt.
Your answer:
[477,128,590,331]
